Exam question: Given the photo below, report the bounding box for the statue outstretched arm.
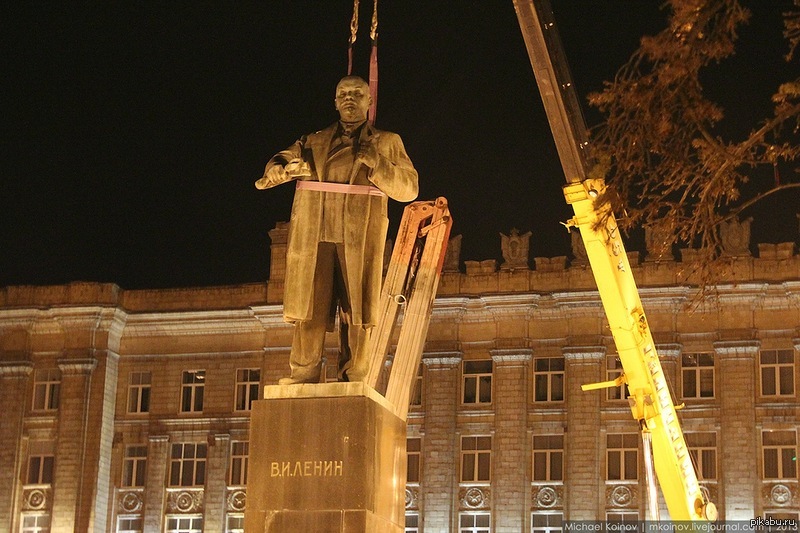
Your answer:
[255,138,311,190]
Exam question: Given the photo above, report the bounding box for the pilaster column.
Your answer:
[714,340,759,520]
[51,358,96,531]
[563,345,605,519]
[143,435,169,533]
[421,353,461,532]
[204,434,231,531]
[0,362,33,529]
[490,349,532,533]
[655,344,682,395]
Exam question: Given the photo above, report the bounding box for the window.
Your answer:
[169,443,207,487]
[462,360,492,404]
[686,433,717,480]
[532,513,563,533]
[21,514,50,533]
[407,438,421,483]
[165,516,203,533]
[127,371,151,414]
[762,430,797,479]
[234,368,260,411]
[607,433,638,481]
[116,516,143,533]
[226,514,244,533]
[459,512,491,533]
[27,443,54,485]
[606,512,639,523]
[461,436,491,483]
[606,355,629,401]
[180,370,205,413]
[760,350,795,397]
[122,445,147,487]
[229,441,249,486]
[533,435,563,482]
[410,364,423,407]
[405,512,420,533]
[682,352,715,398]
[32,369,60,411]
[534,357,564,402]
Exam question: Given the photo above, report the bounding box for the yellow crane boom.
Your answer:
[512,0,717,521]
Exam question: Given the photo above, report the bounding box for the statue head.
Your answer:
[335,76,371,123]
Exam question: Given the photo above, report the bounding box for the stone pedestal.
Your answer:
[245,382,406,533]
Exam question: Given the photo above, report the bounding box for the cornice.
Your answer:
[123,309,266,337]
[562,345,606,361]
[250,305,288,328]
[421,353,462,367]
[655,343,683,361]
[0,361,33,378]
[490,348,532,364]
[713,339,761,359]
[58,358,97,375]
[430,297,470,322]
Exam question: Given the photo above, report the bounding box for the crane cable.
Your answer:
[347,0,359,75]
[346,0,379,125]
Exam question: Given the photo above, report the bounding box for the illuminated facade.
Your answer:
[1,226,799,532]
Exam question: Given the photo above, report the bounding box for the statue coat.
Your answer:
[258,122,418,326]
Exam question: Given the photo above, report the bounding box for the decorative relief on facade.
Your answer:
[720,217,753,257]
[644,224,675,262]
[500,229,532,270]
[532,485,562,509]
[226,489,246,512]
[444,234,462,272]
[23,487,49,511]
[118,489,144,513]
[459,486,490,510]
[166,489,204,513]
[405,487,419,510]
[606,484,637,508]
[763,482,796,508]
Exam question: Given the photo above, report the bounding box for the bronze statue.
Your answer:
[256,76,419,384]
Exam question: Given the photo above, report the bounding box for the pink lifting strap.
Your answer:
[296,180,386,197]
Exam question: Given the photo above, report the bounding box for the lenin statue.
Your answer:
[256,76,419,384]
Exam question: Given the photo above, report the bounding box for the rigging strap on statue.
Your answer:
[296,180,386,198]
[347,0,359,75]
[347,0,379,125]
[368,0,378,125]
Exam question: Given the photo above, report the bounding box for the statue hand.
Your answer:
[356,136,379,168]
[255,164,288,189]
[285,158,311,178]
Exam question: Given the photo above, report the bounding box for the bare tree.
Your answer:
[588,0,800,285]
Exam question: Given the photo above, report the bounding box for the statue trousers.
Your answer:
[288,241,371,382]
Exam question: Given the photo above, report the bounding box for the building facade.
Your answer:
[1,226,799,532]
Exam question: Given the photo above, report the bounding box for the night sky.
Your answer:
[2,1,796,290]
